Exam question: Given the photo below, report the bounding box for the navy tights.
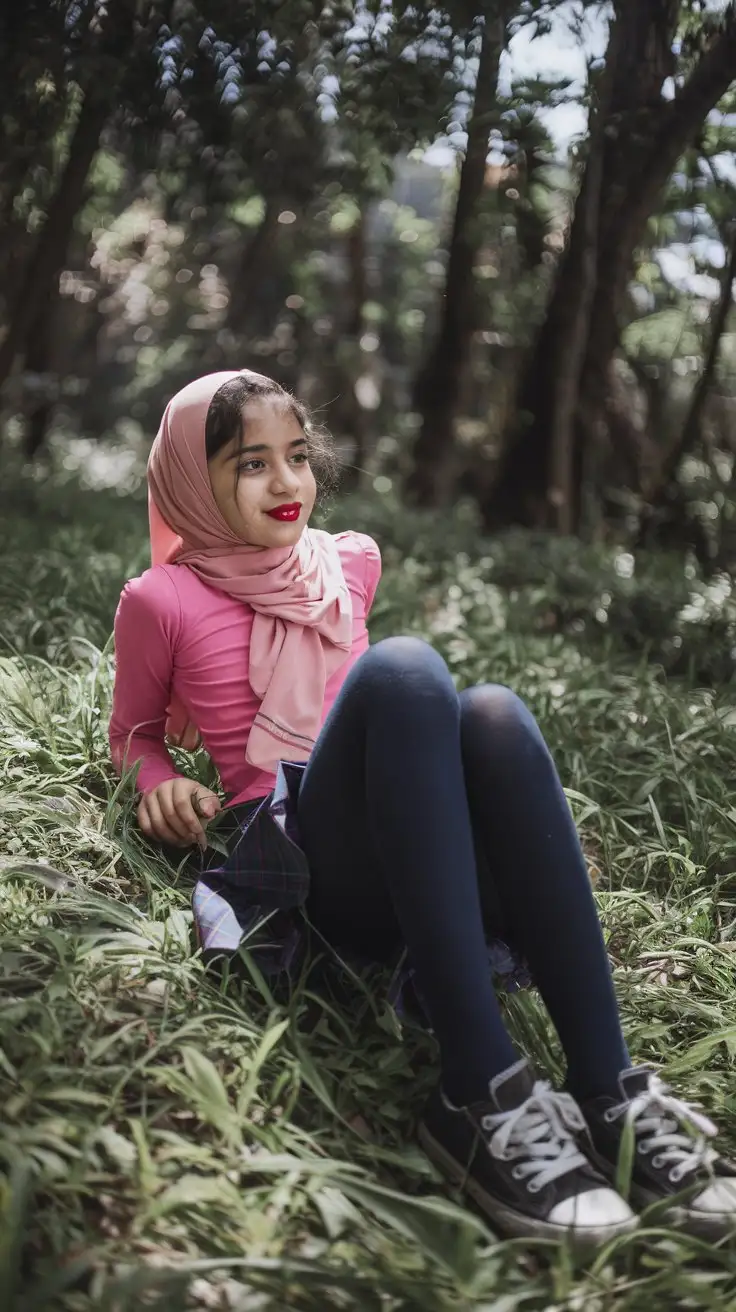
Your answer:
[298,637,629,1107]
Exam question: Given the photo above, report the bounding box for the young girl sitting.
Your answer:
[110,370,736,1246]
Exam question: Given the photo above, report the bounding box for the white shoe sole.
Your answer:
[632,1186,736,1242]
[586,1147,736,1241]
[419,1122,639,1246]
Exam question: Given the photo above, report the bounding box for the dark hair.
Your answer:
[204,372,340,500]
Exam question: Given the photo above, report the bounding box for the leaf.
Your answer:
[0,1156,34,1309]
[310,1185,361,1239]
[337,1177,486,1281]
[88,1018,146,1062]
[614,1115,636,1201]
[204,832,229,857]
[666,1026,736,1076]
[147,1173,245,1220]
[244,1152,355,1179]
[238,1017,290,1115]
[290,1032,338,1117]
[129,1119,159,1197]
[634,777,663,806]
[42,1087,109,1107]
[94,1126,137,1171]
[162,908,192,952]
[21,1256,97,1312]
[180,1047,236,1131]
[648,794,668,848]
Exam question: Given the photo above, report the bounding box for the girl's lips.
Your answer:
[266,503,302,522]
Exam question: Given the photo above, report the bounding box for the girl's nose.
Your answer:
[270,463,300,496]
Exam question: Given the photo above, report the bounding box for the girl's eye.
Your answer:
[236,451,309,475]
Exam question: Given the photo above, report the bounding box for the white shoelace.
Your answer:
[480,1081,589,1193]
[603,1074,718,1184]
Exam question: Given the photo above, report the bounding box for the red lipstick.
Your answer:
[266,502,302,522]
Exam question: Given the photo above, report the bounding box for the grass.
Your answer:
[2,467,736,1308]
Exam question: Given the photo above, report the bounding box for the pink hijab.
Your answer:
[147,371,353,771]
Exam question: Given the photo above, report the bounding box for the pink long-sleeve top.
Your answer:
[109,531,381,805]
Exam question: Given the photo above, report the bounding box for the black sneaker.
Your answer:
[418,1059,636,1244]
[581,1068,736,1239]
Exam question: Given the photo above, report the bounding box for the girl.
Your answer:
[111,370,736,1245]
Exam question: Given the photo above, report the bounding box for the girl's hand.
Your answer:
[137,779,221,849]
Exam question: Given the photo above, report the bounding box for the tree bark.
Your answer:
[345,214,367,340]
[637,222,736,548]
[668,226,736,480]
[0,87,109,393]
[22,308,56,460]
[481,0,736,532]
[225,197,281,336]
[0,6,66,217]
[545,18,623,535]
[340,210,369,490]
[405,11,510,506]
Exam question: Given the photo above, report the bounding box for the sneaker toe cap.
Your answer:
[548,1187,635,1231]
[693,1178,736,1216]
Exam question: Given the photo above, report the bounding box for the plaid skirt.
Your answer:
[192,762,531,1021]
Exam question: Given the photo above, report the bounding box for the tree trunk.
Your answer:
[21,268,61,460]
[0,87,109,393]
[345,215,366,340]
[667,225,736,481]
[225,197,281,336]
[637,223,736,549]
[546,17,622,535]
[0,6,66,240]
[405,11,510,506]
[481,0,736,532]
[339,211,369,490]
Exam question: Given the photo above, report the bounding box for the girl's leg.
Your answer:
[459,684,630,1101]
[298,637,518,1107]
[459,686,736,1240]
[298,639,634,1242]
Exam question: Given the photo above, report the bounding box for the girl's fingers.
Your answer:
[193,790,220,821]
[159,789,195,843]
[145,790,190,846]
[137,797,153,836]
[172,781,206,846]
[137,783,221,848]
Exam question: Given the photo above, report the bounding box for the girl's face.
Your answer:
[208,397,317,547]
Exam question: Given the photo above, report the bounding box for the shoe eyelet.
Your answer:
[527,1180,541,1194]
[603,1109,616,1124]
[668,1168,682,1184]
[637,1143,650,1155]
[481,1117,493,1132]
[511,1165,524,1180]
[651,1155,664,1170]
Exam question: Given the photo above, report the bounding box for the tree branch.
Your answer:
[650,7,736,171]
[675,224,736,460]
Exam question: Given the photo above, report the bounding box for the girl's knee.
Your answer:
[460,684,536,737]
[370,635,440,669]
[357,636,455,703]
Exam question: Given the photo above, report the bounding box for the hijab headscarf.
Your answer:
[147,371,353,771]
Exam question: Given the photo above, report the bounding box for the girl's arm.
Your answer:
[109,571,184,794]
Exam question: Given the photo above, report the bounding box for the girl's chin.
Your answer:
[253,516,305,546]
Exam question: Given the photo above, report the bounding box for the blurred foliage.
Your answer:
[0,1,735,544]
